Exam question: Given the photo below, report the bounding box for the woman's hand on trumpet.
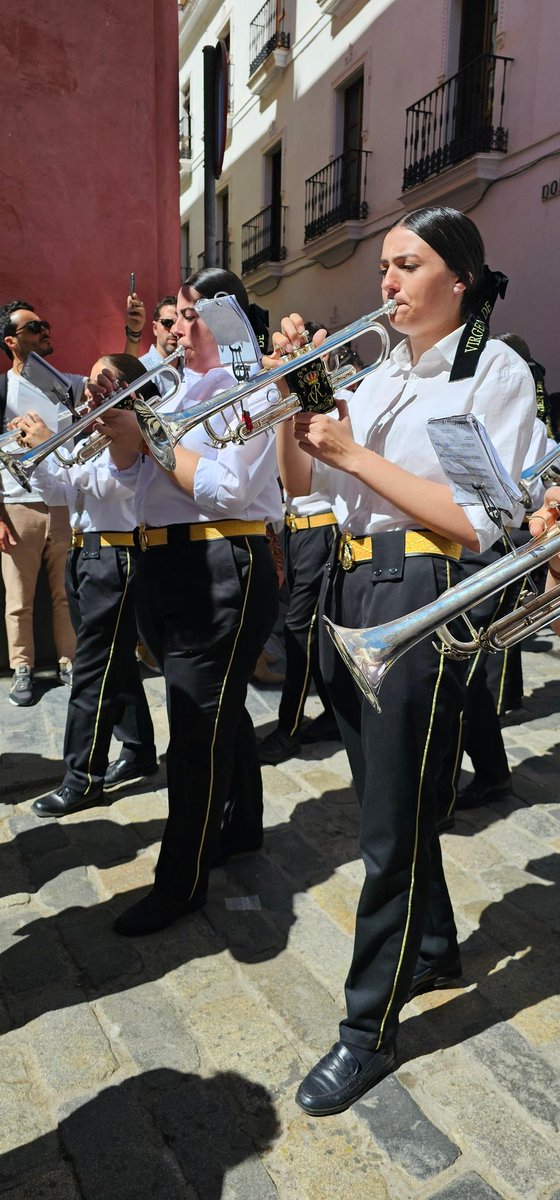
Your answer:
[529,486,560,631]
[8,412,53,449]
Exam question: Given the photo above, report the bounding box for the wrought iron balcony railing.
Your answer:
[304,149,370,244]
[403,53,513,191]
[241,204,287,276]
[249,0,290,77]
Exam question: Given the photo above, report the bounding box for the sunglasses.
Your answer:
[13,319,51,335]
[158,318,176,331]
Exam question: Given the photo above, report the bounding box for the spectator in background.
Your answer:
[0,301,76,706]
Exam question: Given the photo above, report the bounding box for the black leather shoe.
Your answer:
[32,784,104,818]
[258,728,301,765]
[456,776,512,810]
[295,1041,396,1116]
[408,958,462,1000]
[113,887,206,936]
[299,712,342,744]
[104,758,159,789]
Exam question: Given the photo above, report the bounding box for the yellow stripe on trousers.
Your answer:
[289,605,317,737]
[189,537,254,902]
[375,559,451,1050]
[84,548,132,795]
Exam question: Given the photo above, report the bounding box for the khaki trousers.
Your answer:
[0,502,76,668]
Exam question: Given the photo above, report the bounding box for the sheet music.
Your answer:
[426,413,523,519]
[194,295,262,374]
[21,352,75,411]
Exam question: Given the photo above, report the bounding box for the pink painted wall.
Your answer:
[0,0,180,375]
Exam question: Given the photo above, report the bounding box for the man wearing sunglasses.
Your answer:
[139,296,184,395]
[0,301,76,706]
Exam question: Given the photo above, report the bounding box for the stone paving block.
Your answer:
[260,764,305,796]
[480,864,560,931]
[509,805,560,842]
[57,1079,190,1199]
[464,1022,560,1130]
[355,1073,461,1180]
[205,886,294,964]
[0,1046,54,1176]
[268,1111,390,1200]
[511,993,560,1047]
[176,974,300,1097]
[306,870,363,937]
[401,1047,560,1199]
[36,866,100,912]
[151,1069,280,1200]
[0,1163,82,1199]
[243,952,344,1053]
[27,1003,119,1095]
[289,890,352,994]
[96,980,200,1074]
[428,1172,506,1199]
[56,901,144,988]
[93,851,158,899]
[0,909,72,995]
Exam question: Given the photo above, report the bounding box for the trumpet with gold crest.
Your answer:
[134,300,397,470]
[325,521,560,712]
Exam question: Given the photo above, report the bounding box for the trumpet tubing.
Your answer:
[0,350,184,492]
[136,300,397,470]
[326,522,560,711]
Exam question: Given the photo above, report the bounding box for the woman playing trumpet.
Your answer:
[270,205,536,1116]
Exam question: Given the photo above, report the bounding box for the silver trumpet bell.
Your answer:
[325,522,560,711]
[0,349,184,492]
[135,300,397,471]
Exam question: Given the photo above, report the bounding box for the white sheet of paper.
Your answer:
[224,895,262,911]
[427,413,522,519]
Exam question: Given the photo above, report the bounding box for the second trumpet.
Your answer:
[135,300,397,471]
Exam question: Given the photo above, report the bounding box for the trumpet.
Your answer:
[0,349,184,493]
[519,442,560,507]
[325,521,560,711]
[135,301,397,471]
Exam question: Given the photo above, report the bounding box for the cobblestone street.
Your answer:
[0,631,559,1200]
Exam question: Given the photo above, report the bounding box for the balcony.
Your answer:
[304,149,370,260]
[241,204,287,291]
[248,0,290,97]
[403,54,513,199]
[179,114,193,187]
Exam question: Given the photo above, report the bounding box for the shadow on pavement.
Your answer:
[0,1068,281,1200]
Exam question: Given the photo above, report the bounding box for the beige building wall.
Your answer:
[179,0,560,385]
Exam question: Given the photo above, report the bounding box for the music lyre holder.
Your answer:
[473,484,538,595]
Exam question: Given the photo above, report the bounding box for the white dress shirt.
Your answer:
[1,373,71,504]
[311,329,536,554]
[115,366,283,527]
[32,450,137,533]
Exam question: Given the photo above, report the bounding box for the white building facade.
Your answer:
[179,0,560,385]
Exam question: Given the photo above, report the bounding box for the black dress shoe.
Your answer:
[104,758,159,789]
[299,712,342,744]
[295,1040,396,1116]
[258,728,301,765]
[408,957,462,1000]
[455,776,512,810]
[113,887,206,936]
[32,784,104,818]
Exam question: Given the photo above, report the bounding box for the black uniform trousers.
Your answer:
[437,533,536,824]
[63,540,156,795]
[319,538,467,1050]
[277,521,338,735]
[135,531,278,903]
